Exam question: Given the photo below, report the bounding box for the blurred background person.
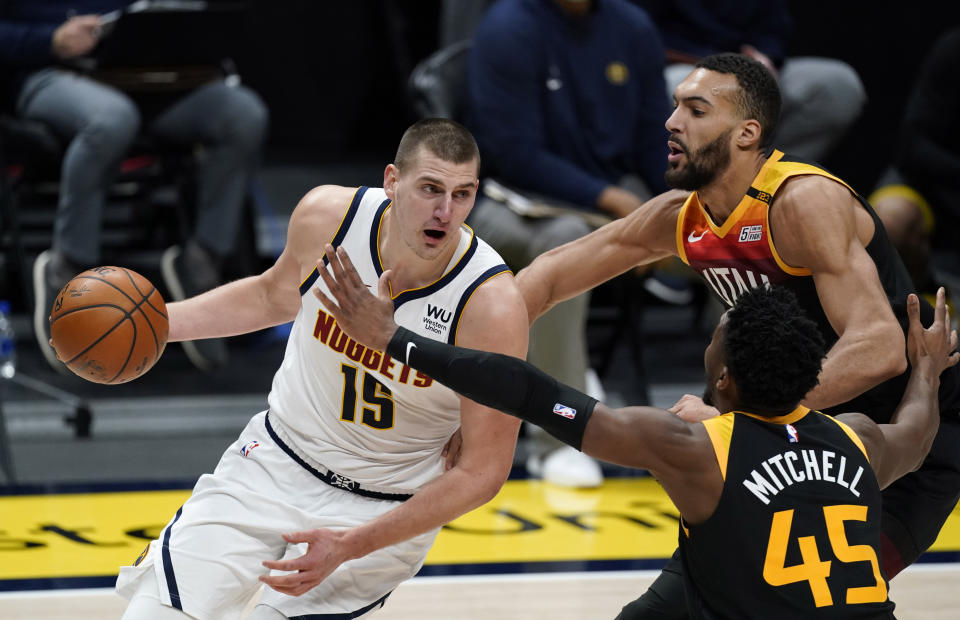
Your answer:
[635,0,866,163]
[0,0,268,373]
[465,0,672,487]
[870,27,960,313]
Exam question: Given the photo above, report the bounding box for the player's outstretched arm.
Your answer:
[317,244,712,476]
[836,289,959,489]
[167,186,350,342]
[517,189,686,322]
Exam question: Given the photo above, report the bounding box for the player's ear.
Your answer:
[715,366,732,393]
[384,164,400,199]
[736,119,762,149]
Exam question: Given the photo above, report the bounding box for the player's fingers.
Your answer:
[316,260,338,294]
[261,557,306,571]
[906,293,921,333]
[313,288,341,316]
[335,246,364,289]
[282,531,314,544]
[316,271,346,312]
[934,288,947,330]
[259,574,303,594]
[379,271,394,303]
[324,244,346,282]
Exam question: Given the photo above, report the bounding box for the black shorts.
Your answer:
[880,417,960,571]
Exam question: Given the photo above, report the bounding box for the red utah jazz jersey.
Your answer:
[672,150,960,423]
[674,149,859,310]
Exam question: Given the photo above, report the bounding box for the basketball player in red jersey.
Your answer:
[515,53,960,618]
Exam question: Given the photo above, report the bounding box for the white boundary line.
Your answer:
[3,563,957,599]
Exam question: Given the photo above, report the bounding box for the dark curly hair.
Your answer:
[723,286,825,415]
[696,53,782,151]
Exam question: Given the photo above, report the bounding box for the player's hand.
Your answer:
[313,244,397,351]
[259,529,349,596]
[906,288,959,377]
[52,15,101,59]
[669,394,720,423]
[441,428,463,471]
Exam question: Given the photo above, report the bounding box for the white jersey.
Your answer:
[267,186,510,493]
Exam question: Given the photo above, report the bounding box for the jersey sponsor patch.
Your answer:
[738,225,763,243]
[785,424,799,443]
[422,304,452,336]
[553,403,577,419]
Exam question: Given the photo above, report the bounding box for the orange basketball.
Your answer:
[49,266,168,384]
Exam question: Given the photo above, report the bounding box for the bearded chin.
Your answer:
[664,129,733,191]
[665,160,718,190]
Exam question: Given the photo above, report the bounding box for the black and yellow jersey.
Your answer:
[679,406,895,619]
[675,150,960,423]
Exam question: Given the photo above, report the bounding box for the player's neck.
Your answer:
[379,217,461,293]
[696,151,767,225]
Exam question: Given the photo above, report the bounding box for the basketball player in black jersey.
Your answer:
[497,53,960,619]
[316,245,957,618]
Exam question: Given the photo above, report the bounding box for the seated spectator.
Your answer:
[870,27,960,309]
[635,0,866,162]
[0,1,268,372]
[466,0,671,487]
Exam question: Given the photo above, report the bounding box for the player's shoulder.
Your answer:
[289,185,358,232]
[284,185,361,261]
[455,270,528,348]
[296,184,360,217]
[832,412,881,459]
[464,270,524,319]
[775,174,856,216]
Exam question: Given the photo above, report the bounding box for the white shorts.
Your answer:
[116,411,438,620]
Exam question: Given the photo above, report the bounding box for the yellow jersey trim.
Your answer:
[736,404,811,425]
[823,415,870,462]
[675,197,691,265]
[702,413,735,481]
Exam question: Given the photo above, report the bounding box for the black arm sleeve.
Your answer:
[386,327,598,450]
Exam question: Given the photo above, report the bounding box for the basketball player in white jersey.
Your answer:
[115,118,529,619]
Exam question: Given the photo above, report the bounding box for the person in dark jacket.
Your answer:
[0,0,268,372]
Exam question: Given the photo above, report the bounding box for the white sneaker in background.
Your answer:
[541,445,603,488]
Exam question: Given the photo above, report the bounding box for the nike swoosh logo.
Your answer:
[405,341,417,365]
[687,230,708,243]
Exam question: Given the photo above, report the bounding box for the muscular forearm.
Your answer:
[340,463,507,561]
[888,360,942,467]
[387,327,596,449]
[168,275,296,342]
[803,335,907,410]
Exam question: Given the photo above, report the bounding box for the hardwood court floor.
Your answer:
[1,566,958,619]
